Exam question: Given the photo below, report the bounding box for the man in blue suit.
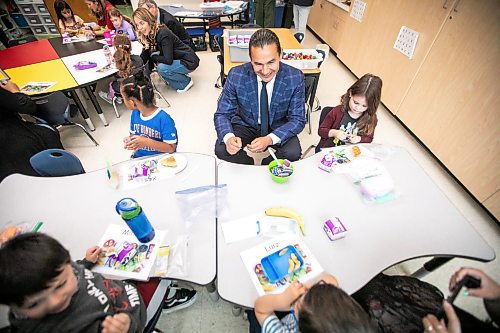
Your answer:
[214,29,306,165]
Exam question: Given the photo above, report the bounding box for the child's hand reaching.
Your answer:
[284,280,307,304]
[101,313,131,333]
[85,246,102,263]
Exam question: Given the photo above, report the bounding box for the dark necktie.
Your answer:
[260,81,269,136]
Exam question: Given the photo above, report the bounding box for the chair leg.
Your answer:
[313,96,321,112]
[301,144,316,159]
[306,104,312,134]
[63,123,99,146]
[112,96,120,118]
[150,72,171,108]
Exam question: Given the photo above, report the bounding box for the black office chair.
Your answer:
[301,106,333,159]
[31,91,99,146]
[215,35,226,88]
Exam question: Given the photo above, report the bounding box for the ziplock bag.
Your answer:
[175,184,228,227]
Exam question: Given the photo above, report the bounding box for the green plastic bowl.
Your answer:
[268,159,294,184]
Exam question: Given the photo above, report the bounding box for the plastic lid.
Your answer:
[116,198,140,219]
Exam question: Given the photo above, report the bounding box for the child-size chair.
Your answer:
[31,91,99,146]
[301,106,333,159]
[30,149,85,177]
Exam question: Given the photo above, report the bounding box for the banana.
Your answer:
[265,207,305,236]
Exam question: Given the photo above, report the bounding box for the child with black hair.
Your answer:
[54,0,86,35]
[121,72,178,158]
[254,273,378,333]
[0,232,146,333]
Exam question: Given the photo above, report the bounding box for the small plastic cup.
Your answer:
[268,159,294,184]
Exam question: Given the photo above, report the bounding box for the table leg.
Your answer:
[83,85,108,127]
[410,257,453,279]
[68,89,95,131]
[232,305,242,316]
[206,279,219,302]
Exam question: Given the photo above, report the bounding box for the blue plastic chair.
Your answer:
[294,32,304,44]
[30,149,85,177]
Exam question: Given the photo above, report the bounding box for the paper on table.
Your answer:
[222,215,298,244]
[222,215,260,244]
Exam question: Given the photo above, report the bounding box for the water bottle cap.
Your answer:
[116,198,141,219]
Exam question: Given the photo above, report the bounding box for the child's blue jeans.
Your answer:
[157,60,192,90]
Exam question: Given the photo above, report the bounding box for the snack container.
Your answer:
[323,217,347,241]
[261,245,304,283]
[319,153,335,172]
[281,49,323,70]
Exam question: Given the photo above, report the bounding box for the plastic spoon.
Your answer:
[268,148,281,166]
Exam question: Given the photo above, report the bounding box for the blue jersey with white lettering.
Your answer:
[130,107,177,158]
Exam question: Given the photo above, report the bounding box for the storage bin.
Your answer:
[281,49,323,70]
[227,29,254,62]
[47,25,58,34]
[31,25,47,34]
[26,15,41,25]
[19,4,35,14]
[41,15,53,24]
[36,4,48,13]
[11,13,29,28]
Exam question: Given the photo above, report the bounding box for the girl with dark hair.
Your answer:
[121,72,178,158]
[54,0,85,34]
[108,7,136,41]
[133,8,199,93]
[318,73,383,149]
[254,273,378,333]
[84,0,114,30]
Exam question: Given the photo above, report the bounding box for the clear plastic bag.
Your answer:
[166,234,189,277]
[175,184,228,227]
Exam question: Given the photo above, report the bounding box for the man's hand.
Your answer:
[101,313,131,333]
[226,136,242,155]
[0,80,21,93]
[247,137,272,153]
[85,246,102,263]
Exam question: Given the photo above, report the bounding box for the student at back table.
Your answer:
[213,28,306,165]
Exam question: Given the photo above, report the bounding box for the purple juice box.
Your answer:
[236,35,245,44]
[323,217,348,241]
[228,35,237,45]
[318,153,335,172]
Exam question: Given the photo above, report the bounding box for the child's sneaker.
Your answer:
[176,79,194,93]
[162,287,197,314]
[114,96,123,104]
[98,91,113,104]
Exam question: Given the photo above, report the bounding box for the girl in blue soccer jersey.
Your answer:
[121,72,177,158]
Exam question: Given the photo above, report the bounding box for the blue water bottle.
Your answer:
[116,198,155,243]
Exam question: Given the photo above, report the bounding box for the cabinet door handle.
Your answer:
[452,0,462,12]
[442,0,449,9]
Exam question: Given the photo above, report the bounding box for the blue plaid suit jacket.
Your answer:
[214,62,306,143]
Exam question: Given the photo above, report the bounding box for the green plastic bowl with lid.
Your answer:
[268,159,294,184]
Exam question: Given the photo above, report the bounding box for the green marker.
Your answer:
[33,222,43,233]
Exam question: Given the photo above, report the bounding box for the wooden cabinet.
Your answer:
[307,0,331,40]
[323,4,346,51]
[396,0,500,211]
[337,0,453,112]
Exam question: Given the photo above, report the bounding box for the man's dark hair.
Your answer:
[299,283,378,333]
[249,28,281,57]
[0,233,71,306]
